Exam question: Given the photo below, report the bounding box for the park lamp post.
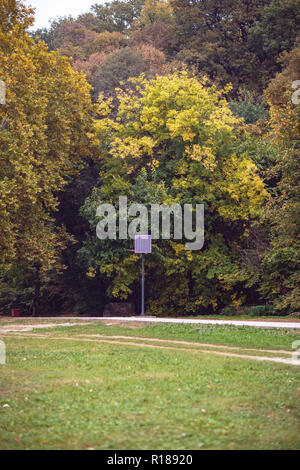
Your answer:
[134,235,152,316]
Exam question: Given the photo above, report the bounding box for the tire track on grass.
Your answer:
[1,332,300,366]
[78,334,292,355]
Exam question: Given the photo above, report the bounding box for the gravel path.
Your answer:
[0,322,87,333]
[1,317,300,329]
[59,317,300,329]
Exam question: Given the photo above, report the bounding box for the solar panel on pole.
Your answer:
[134,235,152,254]
[134,235,152,316]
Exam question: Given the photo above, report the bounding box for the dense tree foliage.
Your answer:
[91,47,146,97]
[0,1,98,314]
[78,0,145,33]
[247,0,300,82]
[171,0,269,92]
[0,0,299,316]
[259,45,300,313]
[80,73,267,314]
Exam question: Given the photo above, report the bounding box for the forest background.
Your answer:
[0,0,299,317]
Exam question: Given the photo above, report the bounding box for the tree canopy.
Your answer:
[0,0,97,313]
[81,72,267,314]
[0,0,299,316]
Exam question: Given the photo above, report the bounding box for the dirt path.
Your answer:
[99,317,300,329]
[1,317,300,329]
[78,334,293,355]
[1,331,299,366]
[0,322,88,333]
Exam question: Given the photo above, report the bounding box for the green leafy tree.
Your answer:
[230,92,267,125]
[81,72,267,315]
[78,0,145,33]
[91,47,147,97]
[226,45,300,314]
[247,0,300,84]
[171,0,270,93]
[0,1,97,314]
[136,0,174,27]
[259,45,300,313]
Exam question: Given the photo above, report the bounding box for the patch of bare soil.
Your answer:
[102,320,150,328]
[0,322,88,333]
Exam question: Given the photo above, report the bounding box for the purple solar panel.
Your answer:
[134,235,152,254]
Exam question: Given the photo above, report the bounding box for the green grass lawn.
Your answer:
[0,322,300,450]
[33,321,300,351]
